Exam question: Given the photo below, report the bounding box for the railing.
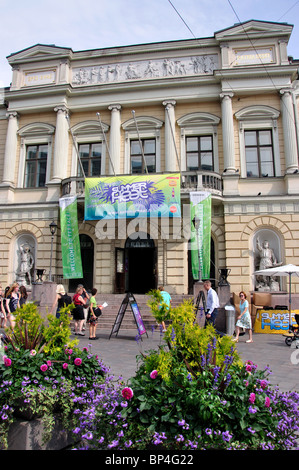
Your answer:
[61,171,223,198]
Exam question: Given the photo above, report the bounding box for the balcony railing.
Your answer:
[61,171,223,198]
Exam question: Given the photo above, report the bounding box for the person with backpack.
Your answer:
[50,284,72,319]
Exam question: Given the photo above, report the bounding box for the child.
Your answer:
[88,288,102,340]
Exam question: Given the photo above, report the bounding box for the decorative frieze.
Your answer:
[71,54,218,86]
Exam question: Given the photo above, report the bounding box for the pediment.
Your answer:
[7,44,72,65]
[215,20,293,42]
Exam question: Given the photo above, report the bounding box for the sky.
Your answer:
[0,0,299,88]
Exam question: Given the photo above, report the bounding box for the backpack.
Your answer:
[60,293,72,307]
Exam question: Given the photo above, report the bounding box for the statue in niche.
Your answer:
[255,238,281,291]
[17,243,35,287]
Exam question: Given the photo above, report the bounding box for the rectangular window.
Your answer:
[130,139,156,173]
[186,136,213,171]
[245,130,274,177]
[78,142,102,176]
[24,144,48,188]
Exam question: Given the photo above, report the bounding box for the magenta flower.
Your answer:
[265,397,271,408]
[74,358,82,366]
[3,357,11,367]
[46,360,52,367]
[121,387,134,400]
[62,363,68,369]
[249,393,256,404]
[150,370,158,379]
[40,364,48,372]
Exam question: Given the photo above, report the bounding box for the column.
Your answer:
[108,104,121,175]
[280,89,299,173]
[163,100,177,172]
[52,106,69,181]
[220,92,236,173]
[2,111,18,186]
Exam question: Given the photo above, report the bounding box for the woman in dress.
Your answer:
[233,291,253,343]
[5,283,20,330]
[72,286,87,336]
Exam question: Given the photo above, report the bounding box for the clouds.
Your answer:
[0,0,298,87]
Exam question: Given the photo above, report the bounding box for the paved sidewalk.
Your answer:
[74,327,299,393]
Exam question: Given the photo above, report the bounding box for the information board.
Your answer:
[109,292,148,339]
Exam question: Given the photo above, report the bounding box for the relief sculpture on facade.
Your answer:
[72,54,218,86]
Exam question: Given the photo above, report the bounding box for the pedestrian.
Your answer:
[203,280,219,327]
[87,288,102,340]
[158,285,171,332]
[72,286,87,336]
[19,285,28,307]
[50,284,71,318]
[5,283,20,330]
[233,291,253,343]
[0,285,7,328]
[77,284,90,331]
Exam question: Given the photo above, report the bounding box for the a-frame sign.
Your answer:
[109,292,148,339]
[194,290,206,321]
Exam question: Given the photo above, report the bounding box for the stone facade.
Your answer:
[0,20,298,298]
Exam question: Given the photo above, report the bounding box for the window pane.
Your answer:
[201,152,213,171]
[200,136,212,151]
[38,145,48,159]
[37,161,46,187]
[259,130,272,146]
[91,160,101,175]
[187,154,198,170]
[27,146,38,159]
[131,156,142,173]
[146,155,156,172]
[245,148,258,163]
[186,137,198,152]
[131,141,142,155]
[260,162,274,177]
[144,139,155,154]
[245,131,257,146]
[79,144,90,159]
[246,162,259,177]
[91,143,102,158]
[25,161,36,187]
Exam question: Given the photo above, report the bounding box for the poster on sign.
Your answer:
[84,174,181,220]
[254,309,299,334]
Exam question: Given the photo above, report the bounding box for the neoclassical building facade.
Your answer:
[0,20,298,297]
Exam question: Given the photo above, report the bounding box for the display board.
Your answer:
[109,292,148,339]
[254,309,299,334]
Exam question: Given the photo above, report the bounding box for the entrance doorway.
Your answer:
[122,234,156,294]
[69,234,94,292]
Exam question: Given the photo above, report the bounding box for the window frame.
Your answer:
[17,123,54,189]
[177,112,220,173]
[130,137,157,174]
[185,134,214,172]
[235,105,281,178]
[244,129,275,178]
[122,116,163,174]
[24,143,48,188]
[78,141,103,177]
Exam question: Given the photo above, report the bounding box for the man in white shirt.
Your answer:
[203,280,219,327]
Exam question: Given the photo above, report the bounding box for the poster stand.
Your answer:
[194,290,206,321]
[109,292,148,339]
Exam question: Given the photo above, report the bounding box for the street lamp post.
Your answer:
[49,220,58,282]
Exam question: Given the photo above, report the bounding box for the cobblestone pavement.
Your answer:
[74,327,299,392]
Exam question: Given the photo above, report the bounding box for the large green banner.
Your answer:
[59,195,83,279]
[84,174,181,220]
[190,192,211,280]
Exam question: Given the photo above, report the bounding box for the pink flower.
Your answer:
[249,393,256,404]
[40,364,48,372]
[74,358,82,366]
[46,360,52,367]
[265,397,271,408]
[121,387,134,400]
[246,364,252,372]
[30,350,37,356]
[62,363,68,369]
[4,357,11,367]
[260,380,268,389]
[150,370,158,379]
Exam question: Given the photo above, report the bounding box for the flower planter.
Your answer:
[6,414,75,450]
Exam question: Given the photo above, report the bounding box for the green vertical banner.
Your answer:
[190,191,211,280]
[59,195,83,279]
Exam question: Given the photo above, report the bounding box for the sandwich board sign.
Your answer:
[109,292,148,339]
